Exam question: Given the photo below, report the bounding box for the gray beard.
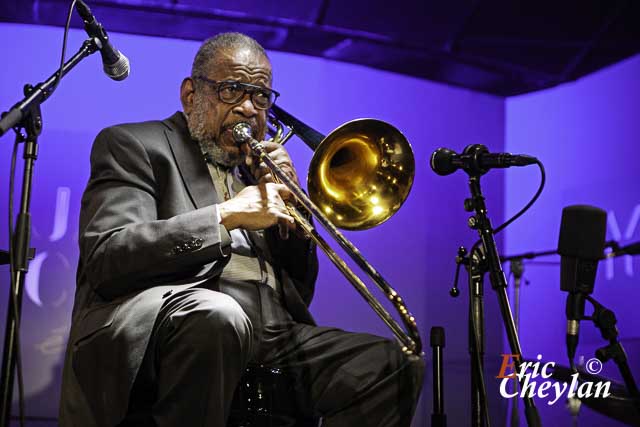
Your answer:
[185,97,245,168]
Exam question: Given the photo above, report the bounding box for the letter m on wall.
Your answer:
[606,204,640,280]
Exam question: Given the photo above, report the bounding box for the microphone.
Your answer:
[75,0,130,81]
[430,144,537,176]
[557,205,607,366]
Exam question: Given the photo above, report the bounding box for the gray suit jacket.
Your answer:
[59,112,318,427]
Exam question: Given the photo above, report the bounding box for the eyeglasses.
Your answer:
[194,76,279,110]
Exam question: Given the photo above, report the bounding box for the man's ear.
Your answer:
[180,77,195,114]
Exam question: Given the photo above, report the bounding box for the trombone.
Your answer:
[232,105,423,356]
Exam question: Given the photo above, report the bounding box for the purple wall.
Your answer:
[6,18,638,427]
[505,54,640,426]
[0,23,507,426]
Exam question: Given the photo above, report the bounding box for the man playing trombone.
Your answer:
[59,32,424,427]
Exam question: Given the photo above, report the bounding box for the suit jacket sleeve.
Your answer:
[79,125,232,300]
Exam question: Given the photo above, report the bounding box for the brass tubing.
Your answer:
[234,123,422,355]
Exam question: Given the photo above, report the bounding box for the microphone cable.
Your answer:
[468,159,545,253]
[494,159,546,236]
[51,0,78,95]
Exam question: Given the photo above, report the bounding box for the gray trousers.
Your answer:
[119,280,424,427]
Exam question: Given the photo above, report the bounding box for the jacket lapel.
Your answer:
[162,112,220,208]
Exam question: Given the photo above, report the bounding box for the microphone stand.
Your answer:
[501,249,557,262]
[468,245,487,427]
[586,296,640,404]
[450,245,492,427]
[500,250,556,425]
[465,173,542,427]
[0,37,101,427]
[509,258,523,427]
[431,326,447,427]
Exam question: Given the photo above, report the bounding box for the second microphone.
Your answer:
[430,144,537,176]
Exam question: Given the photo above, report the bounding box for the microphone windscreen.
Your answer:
[557,205,607,259]
[430,148,457,176]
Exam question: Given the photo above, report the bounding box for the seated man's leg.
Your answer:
[258,324,424,427]
[126,287,253,427]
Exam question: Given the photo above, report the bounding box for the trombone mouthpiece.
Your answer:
[232,122,252,143]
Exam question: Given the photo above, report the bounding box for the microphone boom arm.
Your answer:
[0,38,100,137]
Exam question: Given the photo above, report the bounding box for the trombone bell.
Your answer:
[308,119,414,230]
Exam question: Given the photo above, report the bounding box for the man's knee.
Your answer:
[206,293,252,335]
[168,290,253,351]
[383,341,425,395]
[405,354,425,391]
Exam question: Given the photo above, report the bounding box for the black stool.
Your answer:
[228,365,320,427]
